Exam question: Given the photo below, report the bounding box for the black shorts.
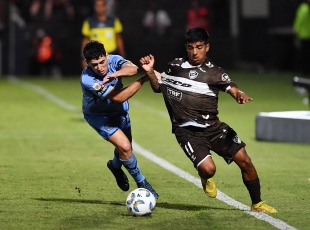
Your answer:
[174,122,246,169]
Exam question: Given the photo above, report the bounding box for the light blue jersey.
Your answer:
[80,52,157,196]
[81,55,130,116]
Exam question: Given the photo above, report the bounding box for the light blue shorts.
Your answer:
[84,113,131,140]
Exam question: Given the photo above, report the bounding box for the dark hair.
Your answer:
[185,27,209,44]
[83,40,106,61]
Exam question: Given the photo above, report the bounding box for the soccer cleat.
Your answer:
[201,177,217,198]
[251,201,278,213]
[107,160,130,191]
[137,179,159,199]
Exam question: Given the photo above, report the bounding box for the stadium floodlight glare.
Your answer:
[293,76,310,107]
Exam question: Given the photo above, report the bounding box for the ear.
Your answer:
[206,44,210,53]
[106,52,109,59]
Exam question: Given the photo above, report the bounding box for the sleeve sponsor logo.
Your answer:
[117,59,128,68]
[233,135,242,144]
[221,73,231,82]
[97,85,109,97]
[167,87,182,101]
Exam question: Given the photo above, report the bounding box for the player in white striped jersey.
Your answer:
[140,27,277,213]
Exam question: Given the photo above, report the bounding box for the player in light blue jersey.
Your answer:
[81,40,158,198]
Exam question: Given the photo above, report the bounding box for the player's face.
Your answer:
[186,41,210,66]
[87,54,109,76]
[95,0,107,16]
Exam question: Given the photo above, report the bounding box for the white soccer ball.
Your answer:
[126,188,156,216]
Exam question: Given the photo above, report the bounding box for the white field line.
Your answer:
[8,77,81,115]
[132,142,297,230]
[11,78,297,230]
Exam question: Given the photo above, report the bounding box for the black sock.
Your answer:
[243,178,262,205]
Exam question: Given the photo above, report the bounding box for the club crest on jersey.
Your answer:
[189,70,198,79]
[167,87,182,101]
[221,73,231,82]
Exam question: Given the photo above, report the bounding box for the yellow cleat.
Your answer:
[201,177,217,198]
[251,201,278,213]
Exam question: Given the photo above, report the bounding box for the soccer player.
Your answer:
[81,0,125,68]
[81,40,158,198]
[140,27,277,212]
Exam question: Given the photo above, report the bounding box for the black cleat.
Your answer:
[137,179,159,198]
[107,160,130,191]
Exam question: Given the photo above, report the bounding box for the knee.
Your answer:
[118,142,132,156]
[198,162,216,178]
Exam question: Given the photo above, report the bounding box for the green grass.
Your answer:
[0,72,309,229]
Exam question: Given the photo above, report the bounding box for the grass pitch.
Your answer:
[0,72,309,229]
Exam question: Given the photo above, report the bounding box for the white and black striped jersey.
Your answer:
[159,57,237,132]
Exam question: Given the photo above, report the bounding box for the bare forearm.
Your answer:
[147,68,161,93]
[228,86,253,104]
[113,65,139,78]
[107,75,148,102]
[228,86,240,98]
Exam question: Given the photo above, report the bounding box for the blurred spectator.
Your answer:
[44,0,75,21]
[31,29,62,78]
[294,0,310,75]
[186,0,210,32]
[29,0,41,18]
[27,0,76,76]
[105,0,117,17]
[81,0,125,69]
[142,0,171,37]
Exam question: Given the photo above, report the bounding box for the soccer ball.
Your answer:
[126,188,156,216]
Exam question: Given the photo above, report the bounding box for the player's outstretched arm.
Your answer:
[140,55,161,93]
[105,75,149,103]
[101,62,139,85]
[228,87,253,104]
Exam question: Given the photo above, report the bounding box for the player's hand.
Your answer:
[100,74,116,85]
[140,55,155,73]
[236,91,253,104]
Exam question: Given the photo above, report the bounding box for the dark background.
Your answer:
[0,0,304,76]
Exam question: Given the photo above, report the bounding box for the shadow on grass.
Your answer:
[33,198,238,211]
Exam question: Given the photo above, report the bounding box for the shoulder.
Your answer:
[104,16,119,27]
[114,17,122,23]
[108,55,128,64]
[201,60,233,83]
[84,16,97,24]
[167,57,186,67]
[83,16,102,29]
[202,59,225,75]
[81,67,96,83]
[108,55,130,68]
[165,58,192,77]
